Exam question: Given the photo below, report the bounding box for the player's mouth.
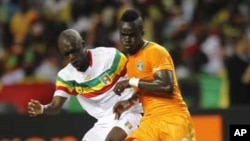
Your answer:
[123,43,131,49]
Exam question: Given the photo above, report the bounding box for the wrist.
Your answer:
[129,78,140,87]
[41,104,48,114]
[41,105,44,114]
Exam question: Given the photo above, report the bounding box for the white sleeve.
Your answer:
[54,90,71,98]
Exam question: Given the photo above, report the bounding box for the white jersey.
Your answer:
[54,47,142,119]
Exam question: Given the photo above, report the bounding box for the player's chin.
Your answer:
[124,47,133,53]
[71,64,82,71]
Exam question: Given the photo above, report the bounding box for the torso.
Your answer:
[127,41,189,117]
[56,47,139,118]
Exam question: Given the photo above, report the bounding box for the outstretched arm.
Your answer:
[27,96,67,117]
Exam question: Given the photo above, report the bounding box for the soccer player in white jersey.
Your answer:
[27,29,142,141]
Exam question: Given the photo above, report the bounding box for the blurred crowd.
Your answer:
[0,0,250,111]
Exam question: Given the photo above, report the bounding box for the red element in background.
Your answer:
[0,83,55,114]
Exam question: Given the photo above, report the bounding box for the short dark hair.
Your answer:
[120,9,141,22]
[120,9,144,31]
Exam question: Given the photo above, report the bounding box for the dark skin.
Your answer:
[27,29,127,141]
[113,92,139,120]
[28,29,88,117]
[113,18,174,119]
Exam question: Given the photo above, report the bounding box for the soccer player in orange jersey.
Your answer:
[112,9,196,141]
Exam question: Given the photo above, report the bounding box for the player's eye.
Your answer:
[64,49,79,57]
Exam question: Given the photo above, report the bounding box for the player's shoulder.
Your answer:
[147,41,166,50]
[145,41,168,53]
[57,63,75,80]
[89,47,118,55]
[89,47,126,61]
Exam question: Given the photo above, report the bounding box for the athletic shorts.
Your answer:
[125,114,196,141]
[82,111,142,141]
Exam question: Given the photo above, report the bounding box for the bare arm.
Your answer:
[113,93,139,119]
[113,70,174,97]
[27,96,67,117]
[138,70,173,97]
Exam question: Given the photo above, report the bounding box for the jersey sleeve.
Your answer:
[54,89,71,98]
[55,70,78,96]
[146,46,174,73]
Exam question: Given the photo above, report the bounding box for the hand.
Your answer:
[113,80,130,95]
[27,99,43,117]
[113,100,131,120]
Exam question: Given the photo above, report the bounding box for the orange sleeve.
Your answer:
[146,46,174,73]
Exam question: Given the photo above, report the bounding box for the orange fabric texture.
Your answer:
[126,114,195,141]
[125,41,196,141]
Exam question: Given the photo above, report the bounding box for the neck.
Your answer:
[139,40,144,48]
[128,40,145,55]
[79,50,91,72]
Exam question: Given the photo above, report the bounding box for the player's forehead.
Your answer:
[58,37,76,53]
[120,21,138,34]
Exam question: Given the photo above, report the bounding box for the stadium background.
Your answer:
[0,0,250,141]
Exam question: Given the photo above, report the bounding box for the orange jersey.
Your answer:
[127,41,189,117]
[126,41,196,141]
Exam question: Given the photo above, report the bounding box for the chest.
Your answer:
[127,55,153,79]
[73,62,112,84]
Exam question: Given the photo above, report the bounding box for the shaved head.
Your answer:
[59,29,82,41]
[57,29,89,72]
[58,29,84,55]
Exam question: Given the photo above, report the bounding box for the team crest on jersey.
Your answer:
[137,60,143,71]
[99,73,112,85]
